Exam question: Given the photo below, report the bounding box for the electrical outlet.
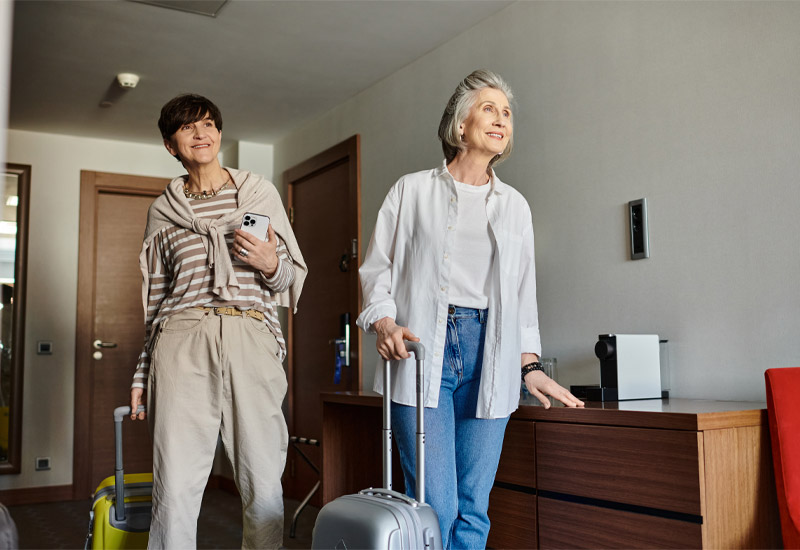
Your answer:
[35,457,51,471]
[629,198,650,260]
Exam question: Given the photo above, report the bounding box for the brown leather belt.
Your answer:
[195,307,265,321]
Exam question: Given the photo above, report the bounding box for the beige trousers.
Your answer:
[146,308,288,549]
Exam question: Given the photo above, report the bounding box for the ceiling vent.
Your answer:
[130,0,228,18]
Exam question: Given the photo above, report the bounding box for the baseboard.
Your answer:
[0,484,74,506]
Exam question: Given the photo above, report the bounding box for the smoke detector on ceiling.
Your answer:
[116,73,140,89]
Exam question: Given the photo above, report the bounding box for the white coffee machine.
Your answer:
[589,334,661,401]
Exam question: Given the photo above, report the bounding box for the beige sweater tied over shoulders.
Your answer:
[139,167,308,312]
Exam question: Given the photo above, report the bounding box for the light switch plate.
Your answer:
[629,198,650,260]
[37,341,53,355]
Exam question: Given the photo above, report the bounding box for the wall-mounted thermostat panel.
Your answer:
[629,198,650,260]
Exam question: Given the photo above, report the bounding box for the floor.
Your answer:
[6,489,319,549]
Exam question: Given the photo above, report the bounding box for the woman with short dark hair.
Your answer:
[130,93,307,549]
[357,70,582,549]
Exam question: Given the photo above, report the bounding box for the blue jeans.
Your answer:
[391,306,510,550]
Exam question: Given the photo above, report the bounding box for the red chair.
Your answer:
[766,367,800,549]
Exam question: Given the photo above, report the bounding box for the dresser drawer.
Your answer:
[487,486,537,549]
[537,497,701,549]
[536,423,702,515]
[495,419,535,488]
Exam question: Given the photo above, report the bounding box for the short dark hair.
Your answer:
[158,94,223,141]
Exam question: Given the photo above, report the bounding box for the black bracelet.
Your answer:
[521,361,544,380]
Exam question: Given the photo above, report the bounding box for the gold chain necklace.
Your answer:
[183,177,231,200]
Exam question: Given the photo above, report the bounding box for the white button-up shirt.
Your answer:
[357,162,541,419]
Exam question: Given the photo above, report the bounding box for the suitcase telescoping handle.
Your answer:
[111,405,145,522]
[383,341,426,504]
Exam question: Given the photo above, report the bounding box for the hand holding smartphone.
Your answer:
[240,212,270,241]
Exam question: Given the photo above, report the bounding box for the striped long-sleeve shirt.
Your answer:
[131,187,294,390]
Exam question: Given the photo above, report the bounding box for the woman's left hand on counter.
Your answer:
[524,371,585,409]
[233,225,278,276]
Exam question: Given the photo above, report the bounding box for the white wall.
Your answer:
[239,141,274,185]
[274,1,800,402]
[0,0,13,169]
[0,130,180,490]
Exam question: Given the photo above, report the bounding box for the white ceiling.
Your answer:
[9,0,512,145]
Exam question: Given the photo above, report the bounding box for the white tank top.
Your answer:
[449,180,493,309]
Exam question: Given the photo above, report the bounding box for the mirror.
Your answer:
[0,163,30,474]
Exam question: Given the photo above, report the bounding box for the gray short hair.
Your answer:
[438,69,515,170]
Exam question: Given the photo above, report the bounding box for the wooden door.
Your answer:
[73,171,169,499]
[284,135,361,504]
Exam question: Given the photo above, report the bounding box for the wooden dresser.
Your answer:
[320,393,781,549]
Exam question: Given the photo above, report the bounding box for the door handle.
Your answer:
[328,313,351,384]
[337,313,350,368]
[332,337,348,364]
[93,339,118,350]
[328,313,350,368]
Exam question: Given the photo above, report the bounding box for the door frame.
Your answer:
[284,134,362,437]
[0,163,31,476]
[72,170,168,499]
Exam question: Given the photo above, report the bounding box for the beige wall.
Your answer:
[274,1,800,402]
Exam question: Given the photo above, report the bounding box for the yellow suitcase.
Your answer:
[85,406,151,550]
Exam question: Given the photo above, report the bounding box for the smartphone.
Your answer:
[240,212,270,241]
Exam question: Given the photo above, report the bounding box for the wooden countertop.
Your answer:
[321,390,383,407]
[321,391,766,431]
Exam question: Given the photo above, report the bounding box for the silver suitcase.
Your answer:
[312,342,443,550]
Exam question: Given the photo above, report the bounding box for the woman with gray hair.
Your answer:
[357,69,583,549]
